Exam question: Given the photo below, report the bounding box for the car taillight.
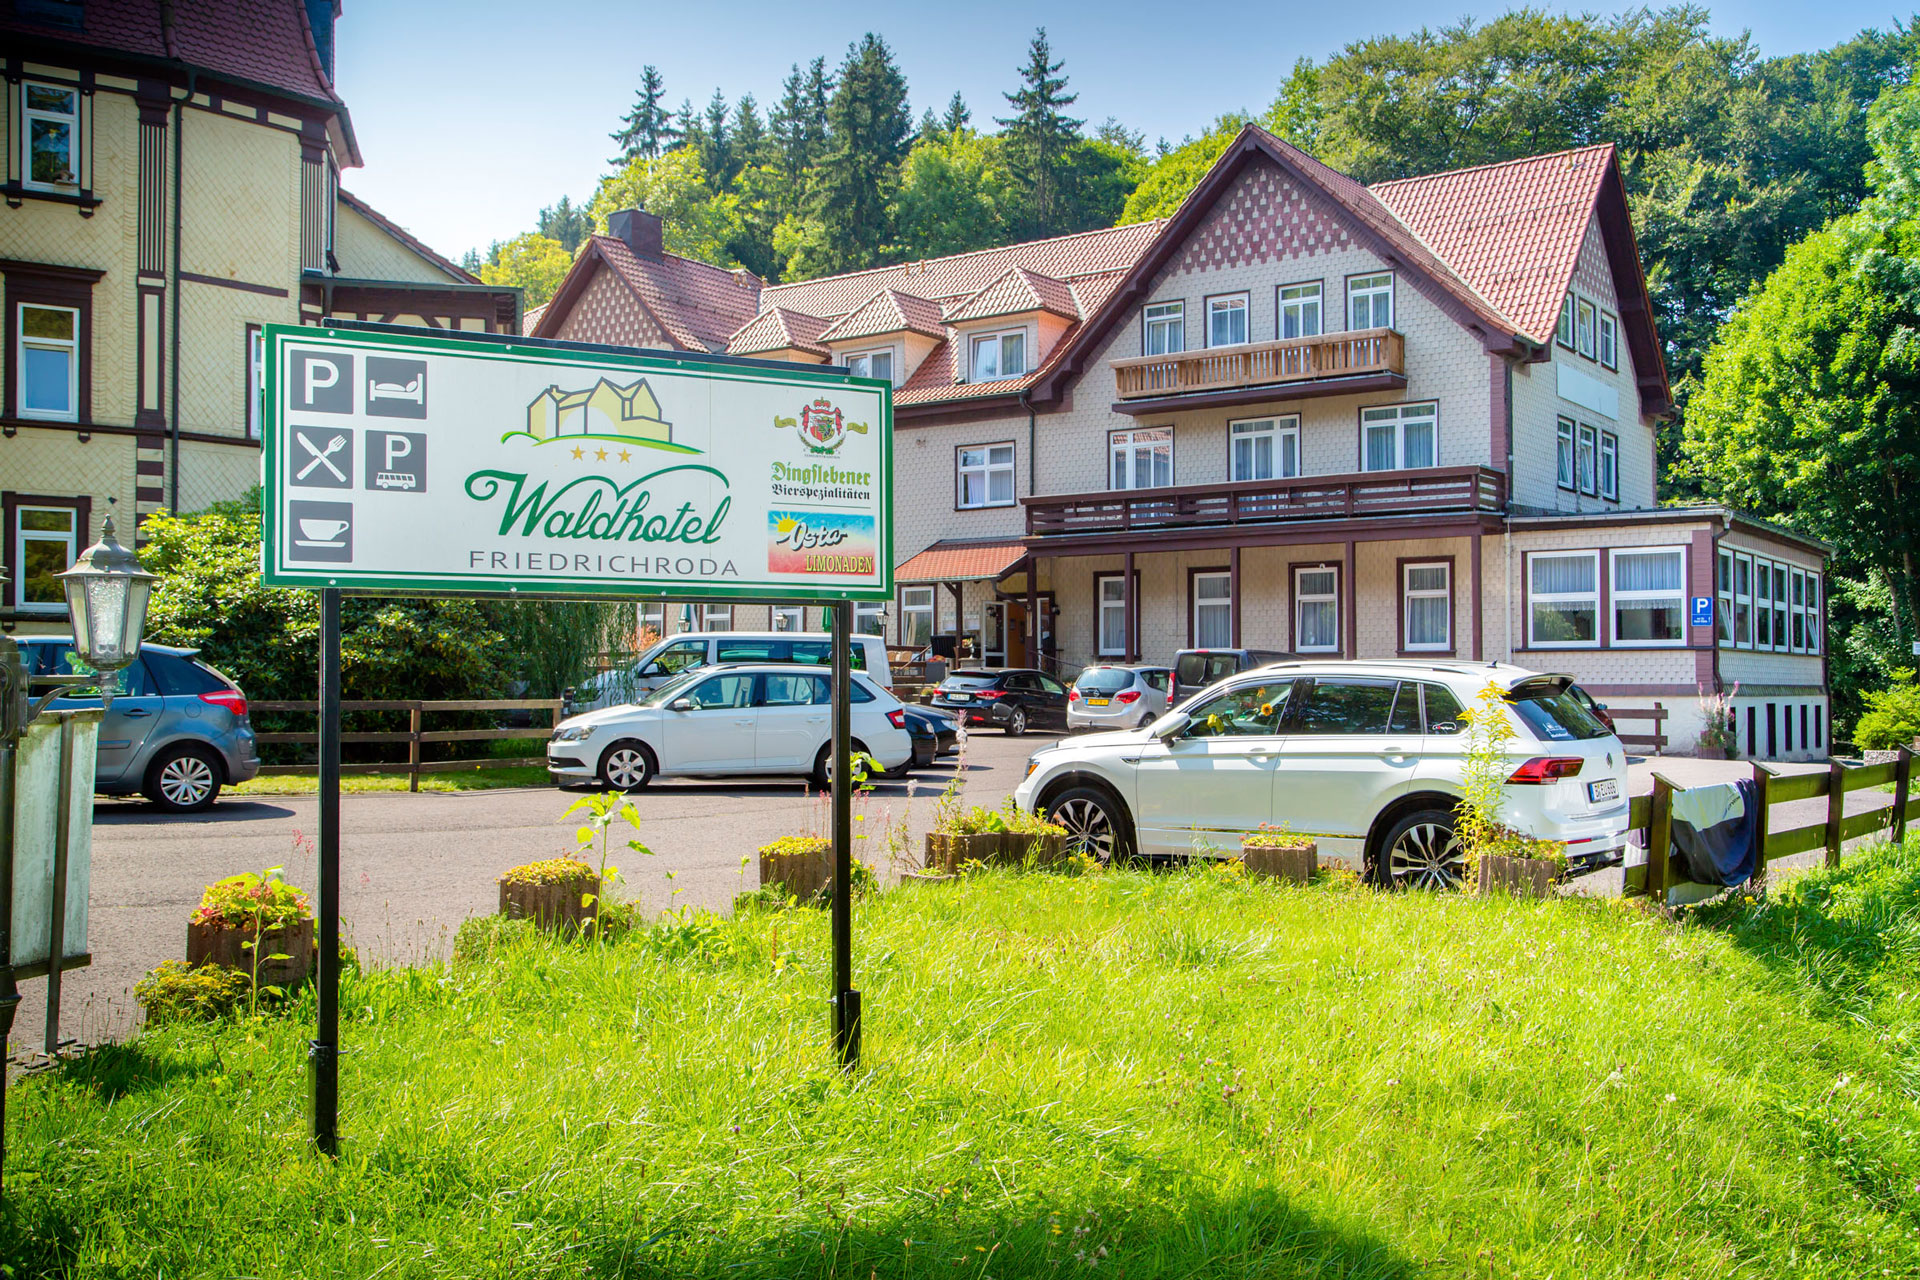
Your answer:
[887,709,906,729]
[1508,756,1584,784]
[1116,689,1141,704]
[199,689,248,717]
[1068,688,1081,701]
[974,689,1003,699]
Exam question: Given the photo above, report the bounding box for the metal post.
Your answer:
[43,716,74,1054]
[830,600,859,1069]
[1896,746,1915,844]
[310,587,341,1155]
[0,734,18,1197]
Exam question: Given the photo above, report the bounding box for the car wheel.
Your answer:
[811,739,873,790]
[1006,706,1028,736]
[1377,807,1465,891]
[144,745,224,813]
[1046,784,1133,864]
[598,741,654,791]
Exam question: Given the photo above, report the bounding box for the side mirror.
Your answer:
[640,662,664,678]
[1150,712,1190,740]
[669,698,693,712]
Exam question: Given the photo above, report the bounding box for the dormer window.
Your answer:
[24,81,80,191]
[969,330,1026,382]
[1205,294,1248,347]
[846,349,893,383]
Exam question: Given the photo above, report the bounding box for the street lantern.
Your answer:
[56,512,156,685]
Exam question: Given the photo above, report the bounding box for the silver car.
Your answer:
[1067,665,1174,730]
[16,639,259,812]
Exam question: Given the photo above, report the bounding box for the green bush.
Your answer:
[132,961,253,1024]
[1852,674,1920,750]
[191,869,310,930]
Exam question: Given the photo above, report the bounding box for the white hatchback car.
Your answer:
[1013,661,1630,888]
[546,664,913,790]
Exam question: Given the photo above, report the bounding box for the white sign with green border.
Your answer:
[261,325,892,602]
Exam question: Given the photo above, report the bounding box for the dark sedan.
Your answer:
[930,669,1068,735]
[903,705,960,757]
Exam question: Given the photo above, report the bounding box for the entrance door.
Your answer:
[983,603,1007,668]
[1004,602,1030,668]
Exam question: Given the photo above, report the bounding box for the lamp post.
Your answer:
[0,509,155,1195]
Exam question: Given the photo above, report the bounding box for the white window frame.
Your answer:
[1110,426,1172,491]
[1361,401,1437,472]
[772,605,804,632]
[1277,282,1322,339]
[845,348,894,384]
[1576,298,1597,359]
[1609,546,1687,648]
[1228,415,1299,482]
[1347,273,1394,331]
[968,329,1026,382]
[1402,562,1452,652]
[1771,561,1789,654]
[1598,430,1619,502]
[899,585,935,647]
[22,80,81,192]
[1716,549,1734,647]
[1734,552,1754,649]
[17,302,79,422]
[956,441,1016,509]
[247,324,265,440]
[1598,311,1618,370]
[1576,423,1598,496]
[637,602,666,642]
[1095,573,1131,658]
[1556,418,1575,492]
[1556,293,1575,348]
[853,600,885,637]
[1754,555,1773,650]
[1143,300,1184,356]
[1808,574,1822,654]
[701,603,732,631]
[1205,293,1249,348]
[1293,566,1340,654]
[1790,568,1807,653]
[1526,550,1601,649]
[12,503,80,614]
[1192,570,1233,649]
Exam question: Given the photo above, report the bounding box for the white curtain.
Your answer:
[1532,554,1595,595]
[1614,551,1682,593]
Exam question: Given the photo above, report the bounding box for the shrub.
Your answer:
[191,868,310,930]
[133,960,253,1024]
[1853,673,1920,750]
[452,915,537,968]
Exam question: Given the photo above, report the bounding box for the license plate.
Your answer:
[946,692,971,702]
[1588,778,1619,803]
[1087,697,1110,706]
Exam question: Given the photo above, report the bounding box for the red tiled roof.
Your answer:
[728,307,831,357]
[761,221,1164,321]
[580,235,763,352]
[892,269,1129,407]
[522,303,548,334]
[818,289,948,344]
[895,539,1029,583]
[0,0,341,104]
[1370,144,1615,346]
[943,267,1079,325]
[337,189,478,283]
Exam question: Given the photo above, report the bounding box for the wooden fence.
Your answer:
[252,698,565,791]
[1607,704,1668,755]
[1622,748,1915,898]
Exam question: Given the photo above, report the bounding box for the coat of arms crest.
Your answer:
[798,398,846,455]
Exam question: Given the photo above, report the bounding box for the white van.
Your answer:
[577,632,893,711]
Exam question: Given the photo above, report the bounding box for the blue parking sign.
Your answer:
[1690,596,1714,628]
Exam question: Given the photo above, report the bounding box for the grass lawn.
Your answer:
[8,847,1920,1278]
[229,764,551,795]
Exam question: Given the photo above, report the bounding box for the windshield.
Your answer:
[1074,668,1133,694]
[1509,689,1612,742]
[637,668,708,707]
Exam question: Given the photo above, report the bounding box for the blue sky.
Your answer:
[335,1,1910,264]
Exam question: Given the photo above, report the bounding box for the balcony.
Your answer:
[1110,328,1406,414]
[1024,466,1505,540]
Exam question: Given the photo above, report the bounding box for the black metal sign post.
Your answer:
[309,587,341,1155]
[830,601,859,1069]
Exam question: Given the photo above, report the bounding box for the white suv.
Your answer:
[1012,661,1630,888]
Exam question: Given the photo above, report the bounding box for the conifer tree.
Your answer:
[942,91,971,134]
[537,195,590,253]
[609,65,674,163]
[997,28,1084,236]
[671,98,697,152]
[733,94,769,171]
[812,34,912,271]
[700,89,734,187]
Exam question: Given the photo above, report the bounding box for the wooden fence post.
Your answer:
[407,704,423,793]
[1895,747,1913,845]
[1648,774,1675,903]
[1826,759,1845,868]
[1750,763,1772,892]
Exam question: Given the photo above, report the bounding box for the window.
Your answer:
[1754,557,1772,649]
[1205,294,1248,347]
[1096,574,1131,657]
[1143,301,1184,355]
[1576,299,1597,359]
[1347,273,1394,330]
[1180,682,1290,738]
[1229,416,1298,482]
[969,331,1025,381]
[1294,678,1399,735]
[637,601,666,642]
[845,349,893,383]
[1809,575,1822,654]
[18,303,79,421]
[1402,562,1451,651]
[1110,427,1172,490]
[12,504,79,613]
[1791,569,1807,652]
[1612,547,1685,645]
[854,600,885,637]
[1193,571,1232,648]
[772,605,804,632]
[900,586,934,647]
[1717,549,1734,647]
[24,81,80,191]
[1598,312,1618,370]
[1294,567,1339,653]
[1527,551,1599,647]
[1361,402,1436,471]
[651,638,708,675]
[1556,418,1576,491]
[1278,282,1322,339]
[1576,423,1598,495]
[1734,553,1753,648]
[1599,431,1618,502]
[685,672,756,710]
[702,604,732,631]
[956,442,1015,509]
[1772,563,1789,653]
[247,325,265,440]
[1557,293,1575,348]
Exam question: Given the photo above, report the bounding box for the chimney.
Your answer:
[609,208,664,261]
[304,0,339,82]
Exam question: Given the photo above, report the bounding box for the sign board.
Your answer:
[262,325,892,601]
[1690,596,1714,629]
[10,709,98,973]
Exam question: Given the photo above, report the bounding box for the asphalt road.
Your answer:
[8,736,1890,1053]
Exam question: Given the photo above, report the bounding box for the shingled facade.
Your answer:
[541,127,1831,761]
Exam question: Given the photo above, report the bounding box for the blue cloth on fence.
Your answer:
[1667,778,1758,886]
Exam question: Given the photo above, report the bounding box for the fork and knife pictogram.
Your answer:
[296,431,348,482]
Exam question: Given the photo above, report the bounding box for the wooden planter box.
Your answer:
[500,874,600,933]
[1695,745,1729,761]
[924,831,1067,873]
[760,839,832,901]
[1475,855,1558,899]
[1240,840,1318,884]
[187,917,315,990]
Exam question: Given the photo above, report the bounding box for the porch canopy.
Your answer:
[894,539,1031,663]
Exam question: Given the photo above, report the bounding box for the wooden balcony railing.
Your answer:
[1024,466,1505,538]
[1112,328,1405,400]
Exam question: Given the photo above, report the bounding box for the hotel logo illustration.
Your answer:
[775,397,870,456]
[518,377,690,452]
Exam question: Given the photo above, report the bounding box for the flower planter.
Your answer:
[1239,839,1318,884]
[499,873,600,933]
[1475,854,1558,899]
[760,837,832,900]
[1694,745,1729,761]
[186,917,315,991]
[924,831,1067,873]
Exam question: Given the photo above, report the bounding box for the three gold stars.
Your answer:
[568,442,634,465]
